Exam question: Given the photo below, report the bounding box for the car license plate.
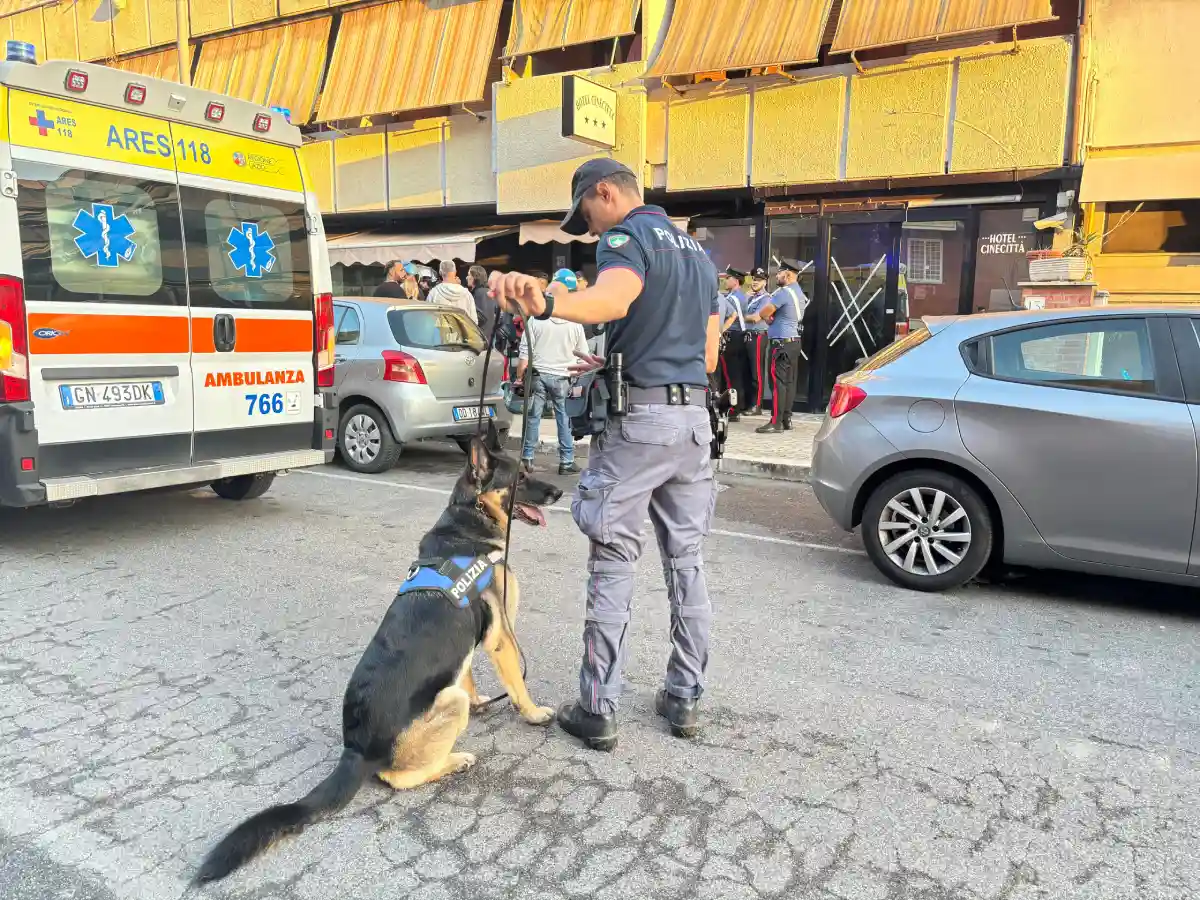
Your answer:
[452,405,495,422]
[59,381,165,410]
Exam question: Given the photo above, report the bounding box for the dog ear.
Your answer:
[467,435,492,482]
[483,419,505,453]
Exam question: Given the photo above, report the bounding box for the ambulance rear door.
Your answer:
[171,124,317,462]
[7,88,195,480]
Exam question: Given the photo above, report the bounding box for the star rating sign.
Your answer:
[73,203,137,268]
[227,222,277,279]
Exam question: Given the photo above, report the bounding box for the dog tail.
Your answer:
[196,748,371,883]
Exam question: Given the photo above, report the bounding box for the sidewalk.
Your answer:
[509,410,818,482]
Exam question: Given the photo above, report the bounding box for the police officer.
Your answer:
[717,266,747,419]
[741,267,772,415]
[490,158,720,752]
[747,260,805,433]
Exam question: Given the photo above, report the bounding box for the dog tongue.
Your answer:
[516,503,546,527]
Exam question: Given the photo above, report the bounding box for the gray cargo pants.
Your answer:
[570,402,718,715]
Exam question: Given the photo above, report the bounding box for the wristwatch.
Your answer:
[535,293,555,320]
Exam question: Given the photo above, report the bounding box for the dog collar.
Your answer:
[398,550,505,609]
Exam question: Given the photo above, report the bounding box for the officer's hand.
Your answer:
[488,271,547,318]
[568,352,604,376]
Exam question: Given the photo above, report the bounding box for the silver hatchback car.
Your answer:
[331,298,509,472]
[812,306,1200,591]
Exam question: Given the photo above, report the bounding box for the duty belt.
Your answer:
[398,550,505,608]
[626,385,709,407]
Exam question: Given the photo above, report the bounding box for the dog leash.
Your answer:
[471,302,535,710]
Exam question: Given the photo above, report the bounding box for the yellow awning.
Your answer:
[646,0,834,78]
[505,0,640,56]
[193,16,332,125]
[112,46,191,83]
[0,1,51,20]
[832,0,1055,52]
[317,0,503,123]
[1080,148,1200,203]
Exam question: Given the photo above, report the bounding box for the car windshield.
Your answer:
[855,322,932,372]
[388,308,485,353]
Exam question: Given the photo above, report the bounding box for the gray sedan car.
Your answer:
[811,306,1200,591]
[331,298,509,473]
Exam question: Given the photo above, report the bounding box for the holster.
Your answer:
[708,388,736,460]
[566,372,612,440]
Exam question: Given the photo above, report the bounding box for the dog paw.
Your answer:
[523,705,555,726]
[449,752,477,774]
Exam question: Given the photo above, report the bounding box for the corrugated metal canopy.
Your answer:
[832,0,1055,52]
[193,16,332,125]
[317,0,503,123]
[1080,149,1200,204]
[326,227,517,266]
[646,0,835,78]
[0,0,52,21]
[505,0,641,56]
[112,46,190,82]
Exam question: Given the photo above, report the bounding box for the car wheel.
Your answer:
[211,472,276,501]
[861,470,992,592]
[339,404,401,474]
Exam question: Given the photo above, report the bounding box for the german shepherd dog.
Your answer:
[196,437,563,882]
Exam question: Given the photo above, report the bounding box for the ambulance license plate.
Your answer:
[452,405,495,421]
[60,381,165,410]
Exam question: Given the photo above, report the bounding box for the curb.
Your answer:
[515,436,811,483]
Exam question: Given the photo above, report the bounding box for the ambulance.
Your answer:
[0,46,336,507]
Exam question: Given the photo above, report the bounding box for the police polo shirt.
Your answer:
[720,289,746,333]
[595,205,719,388]
[743,290,771,333]
[767,284,802,339]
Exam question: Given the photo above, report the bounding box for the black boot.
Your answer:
[655,689,700,739]
[556,702,618,752]
[782,419,793,431]
[755,421,782,434]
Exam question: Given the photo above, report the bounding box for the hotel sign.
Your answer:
[561,75,616,149]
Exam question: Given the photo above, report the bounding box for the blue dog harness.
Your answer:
[398,550,505,608]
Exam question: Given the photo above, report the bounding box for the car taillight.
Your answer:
[0,277,30,403]
[314,292,335,388]
[382,350,426,384]
[828,383,866,418]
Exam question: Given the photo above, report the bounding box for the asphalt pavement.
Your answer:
[0,440,1196,900]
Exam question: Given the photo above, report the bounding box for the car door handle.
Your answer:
[213,314,236,353]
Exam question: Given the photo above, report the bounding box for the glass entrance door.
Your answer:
[818,220,900,407]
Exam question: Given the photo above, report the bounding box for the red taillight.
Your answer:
[314,292,335,388]
[828,383,866,418]
[382,350,426,385]
[64,69,88,92]
[20,458,34,472]
[0,277,30,403]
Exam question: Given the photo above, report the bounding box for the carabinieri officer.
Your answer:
[489,159,721,752]
[741,267,771,416]
[717,266,747,419]
[746,260,804,433]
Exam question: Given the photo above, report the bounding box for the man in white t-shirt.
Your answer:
[515,294,589,476]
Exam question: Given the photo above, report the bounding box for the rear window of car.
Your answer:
[855,323,932,373]
[388,308,485,353]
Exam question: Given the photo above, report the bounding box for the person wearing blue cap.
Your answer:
[490,157,720,752]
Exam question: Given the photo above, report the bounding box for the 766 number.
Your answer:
[245,392,284,415]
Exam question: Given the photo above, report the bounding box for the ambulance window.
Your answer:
[179,188,311,312]
[15,165,186,306]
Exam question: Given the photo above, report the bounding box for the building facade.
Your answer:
[9,0,1185,409]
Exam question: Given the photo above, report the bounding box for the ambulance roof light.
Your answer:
[6,41,36,65]
[270,106,292,124]
[65,69,88,93]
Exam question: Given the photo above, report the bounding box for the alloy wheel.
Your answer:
[877,487,972,577]
[344,414,382,465]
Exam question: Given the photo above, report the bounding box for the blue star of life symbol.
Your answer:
[227,222,276,279]
[72,203,137,268]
